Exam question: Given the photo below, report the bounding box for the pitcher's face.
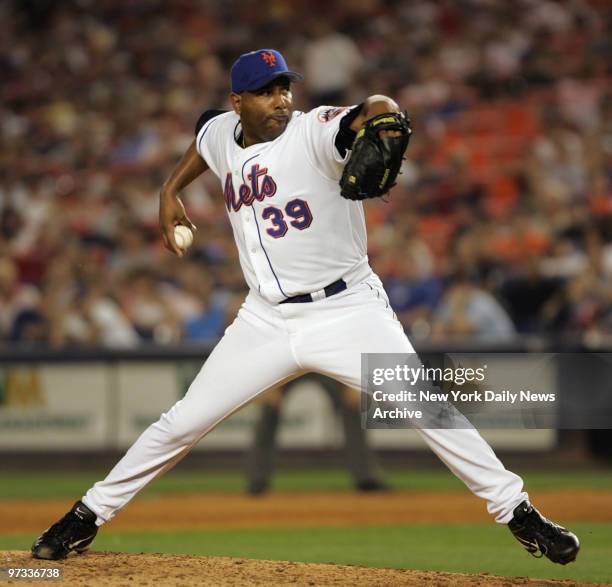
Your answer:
[231,76,293,145]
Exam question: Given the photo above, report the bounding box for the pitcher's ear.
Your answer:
[230,92,242,115]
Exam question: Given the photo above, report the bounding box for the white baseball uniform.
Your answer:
[82,106,527,525]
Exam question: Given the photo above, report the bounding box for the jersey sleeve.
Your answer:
[302,105,362,181]
[194,110,231,178]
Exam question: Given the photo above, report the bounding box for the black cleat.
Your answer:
[508,501,579,565]
[32,501,98,560]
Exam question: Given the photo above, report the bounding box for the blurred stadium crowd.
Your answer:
[1,0,611,348]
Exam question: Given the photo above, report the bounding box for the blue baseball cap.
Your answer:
[230,49,303,94]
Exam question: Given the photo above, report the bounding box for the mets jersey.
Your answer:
[195,107,372,304]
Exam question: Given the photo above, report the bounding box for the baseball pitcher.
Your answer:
[32,49,579,566]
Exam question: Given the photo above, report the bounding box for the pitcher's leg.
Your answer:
[416,428,526,522]
[297,281,526,522]
[83,311,300,525]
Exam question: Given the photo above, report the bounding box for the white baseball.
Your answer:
[174,225,193,250]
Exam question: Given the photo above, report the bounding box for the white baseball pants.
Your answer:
[83,274,527,525]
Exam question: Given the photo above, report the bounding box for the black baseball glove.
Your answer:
[339,112,412,201]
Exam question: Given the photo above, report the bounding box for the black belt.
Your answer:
[279,279,347,304]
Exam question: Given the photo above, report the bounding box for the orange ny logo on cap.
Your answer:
[261,51,277,66]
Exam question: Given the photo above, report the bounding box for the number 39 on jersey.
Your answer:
[224,164,313,238]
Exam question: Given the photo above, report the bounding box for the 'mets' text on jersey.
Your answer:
[196,107,371,303]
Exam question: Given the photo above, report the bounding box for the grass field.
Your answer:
[1,469,611,584]
[3,468,612,498]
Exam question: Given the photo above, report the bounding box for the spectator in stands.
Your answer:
[160,261,229,341]
[499,257,565,334]
[432,273,517,342]
[0,256,41,342]
[382,237,444,338]
[118,267,180,343]
[302,20,364,105]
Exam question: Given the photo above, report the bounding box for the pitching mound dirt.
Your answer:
[1,551,592,587]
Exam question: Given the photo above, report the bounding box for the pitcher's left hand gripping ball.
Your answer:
[340,111,411,201]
